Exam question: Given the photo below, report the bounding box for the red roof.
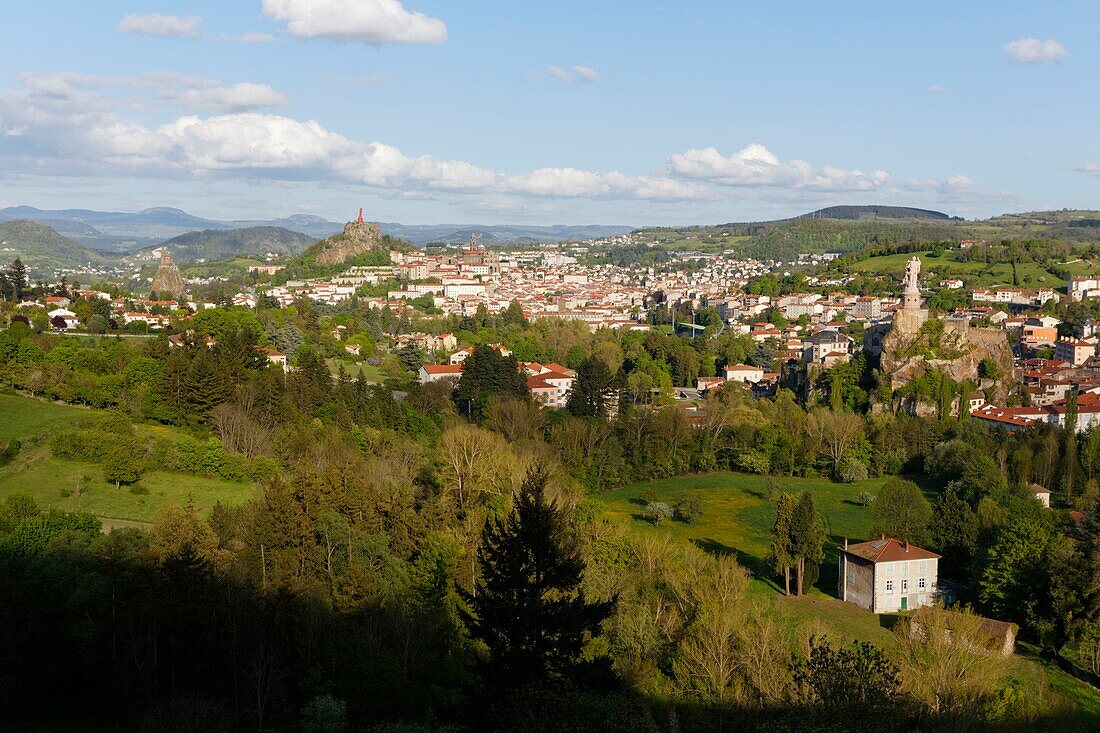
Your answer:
[843,537,940,563]
[423,364,462,374]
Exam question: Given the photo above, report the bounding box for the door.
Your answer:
[900,596,907,611]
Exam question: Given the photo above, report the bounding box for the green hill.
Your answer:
[801,205,957,221]
[0,220,111,273]
[151,226,315,262]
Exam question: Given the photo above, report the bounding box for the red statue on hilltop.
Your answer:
[357,208,364,224]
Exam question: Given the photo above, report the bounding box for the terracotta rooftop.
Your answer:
[423,364,463,374]
[843,536,940,563]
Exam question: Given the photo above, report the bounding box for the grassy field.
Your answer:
[326,357,387,383]
[597,471,885,590]
[0,393,89,441]
[0,393,255,525]
[849,249,1069,289]
[597,471,1100,727]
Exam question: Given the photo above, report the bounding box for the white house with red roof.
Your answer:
[723,364,764,383]
[419,364,463,385]
[839,536,940,613]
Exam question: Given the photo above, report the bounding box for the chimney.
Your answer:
[844,538,849,550]
[903,540,909,553]
[879,532,885,540]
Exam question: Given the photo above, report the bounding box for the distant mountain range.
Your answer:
[0,206,633,251]
[0,206,344,251]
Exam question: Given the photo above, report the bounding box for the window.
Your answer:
[885,580,894,593]
[918,578,926,590]
[901,579,908,593]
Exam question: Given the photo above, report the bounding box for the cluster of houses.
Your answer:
[417,344,577,410]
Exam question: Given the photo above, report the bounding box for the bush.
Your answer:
[643,502,673,526]
[837,457,869,483]
[641,488,658,504]
[300,694,347,733]
[0,438,19,467]
[129,482,149,495]
[858,491,876,507]
[672,493,704,524]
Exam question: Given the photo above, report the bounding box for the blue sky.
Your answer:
[0,1,1097,225]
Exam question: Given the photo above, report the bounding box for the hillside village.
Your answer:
[13,212,1100,429]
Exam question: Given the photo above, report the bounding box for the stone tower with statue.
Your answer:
[878,255,1013,406]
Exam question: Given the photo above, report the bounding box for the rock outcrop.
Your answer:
[880,315,1013,402]
[151,251,185,297]
[313,219,384,265]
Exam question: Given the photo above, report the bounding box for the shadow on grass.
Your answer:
[878,614,906,632]
[628,497,648,507]
[692,537,773,581]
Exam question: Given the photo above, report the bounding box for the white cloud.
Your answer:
[117,13,203,39]
[929,84,954,94]
[1004,38,1067,63]
[668,144,890,191]
[235,32,277,43]
[0,73,1006,210]
[164,82,290,112]
[503,168,708,201]
[573,66,599,84]
[545,66,570,82]
[262,0,446,44]
[538,65,600,84]
[1079,164,1100,177]
[11,72,289,113]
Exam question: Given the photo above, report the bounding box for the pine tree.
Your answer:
[455,345,529,417]
[772,492,797,595]
[461,467,613,685]
[6,258,27,301]
[791,491,826,596]
[1063,390,1080,499]
[184,350,229,422]
[567,356,618,418]
[501,299,529,328]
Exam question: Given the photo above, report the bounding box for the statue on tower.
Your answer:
[357,207,364,224]
[902,256,922,311]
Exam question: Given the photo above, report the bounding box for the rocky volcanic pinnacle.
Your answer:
[151,251,186,297]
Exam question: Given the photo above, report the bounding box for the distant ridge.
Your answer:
[0,205,631,248]
[798,205,958,221]
[0,220,109,273]
[149,226,315,262]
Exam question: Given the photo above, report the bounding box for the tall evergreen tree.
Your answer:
[567,356,618,418]
[184,349,230,422]
[928,489,978,579]
[772,492,797,595]
[501,299,529,328]
[455,345,529,417]
[791,491,826,596]
[1063,389,1080,498]
[6,258,27,301]
[461,467,613,685]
